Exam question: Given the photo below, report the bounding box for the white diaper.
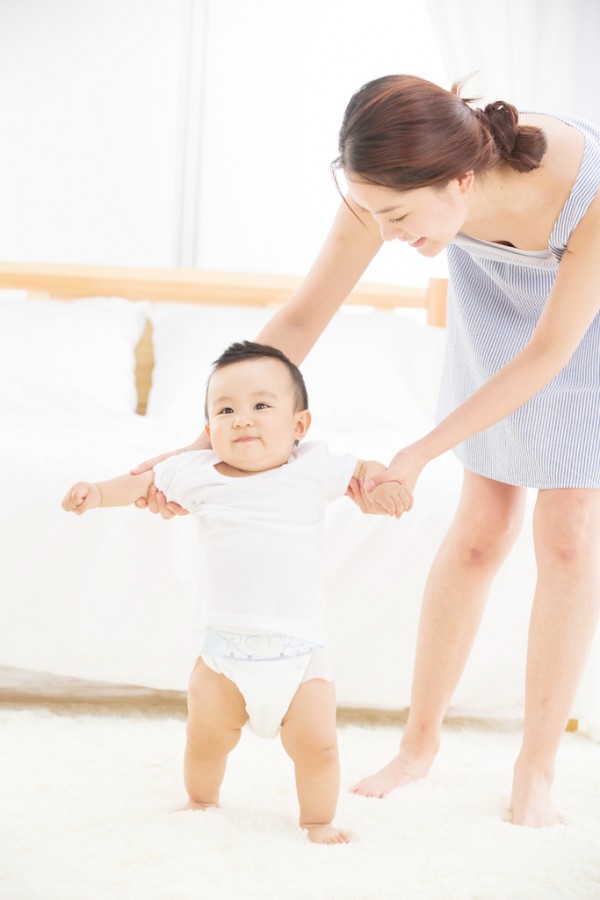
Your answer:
[200,628,334,739]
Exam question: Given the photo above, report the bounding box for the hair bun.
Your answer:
[483,101,519,157]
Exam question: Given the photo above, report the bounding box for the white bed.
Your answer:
[1,263,598,736]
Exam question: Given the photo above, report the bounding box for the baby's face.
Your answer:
[205,358,309,472]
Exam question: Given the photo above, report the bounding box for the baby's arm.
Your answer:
[350,460,413,519]
[62,470,156,516]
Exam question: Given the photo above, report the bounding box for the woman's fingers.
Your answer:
[130,447,186,476]
[133,484,187,518]
[346,476,410,517]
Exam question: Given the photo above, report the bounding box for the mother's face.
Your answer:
[345,173,474,257]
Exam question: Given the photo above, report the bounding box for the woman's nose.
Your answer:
[379,220,401,242]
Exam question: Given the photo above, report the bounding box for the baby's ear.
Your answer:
[204,422,211,438]
[294,410,311,440]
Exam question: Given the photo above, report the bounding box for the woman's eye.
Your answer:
[390,215,405,224]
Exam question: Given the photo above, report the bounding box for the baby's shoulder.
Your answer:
[154,448,217,479]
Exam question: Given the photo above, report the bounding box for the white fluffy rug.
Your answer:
[1,708,599,900]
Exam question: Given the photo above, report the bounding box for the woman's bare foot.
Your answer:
[303,823,350,845]
[351,748,435,798]
[510,763,558,827]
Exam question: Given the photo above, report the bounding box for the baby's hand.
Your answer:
[61,482,102,515]
[367,480,409,519]
[348,459,413,518]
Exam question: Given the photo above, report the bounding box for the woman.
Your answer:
[137,74,600,827]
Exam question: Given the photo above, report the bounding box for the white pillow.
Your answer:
[395,320,447,420]
[301,310,431,431]
[146,303,273,429]
[146,302,430,433]
[0,297,148,414]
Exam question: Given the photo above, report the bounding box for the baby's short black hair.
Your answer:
[204,340,309,419]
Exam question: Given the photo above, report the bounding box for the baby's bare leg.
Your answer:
[280,678,348,845]
[184,658,248,809]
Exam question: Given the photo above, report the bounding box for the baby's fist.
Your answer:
[61,481,101,515]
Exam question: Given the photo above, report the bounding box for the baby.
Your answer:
[62,340,408,844]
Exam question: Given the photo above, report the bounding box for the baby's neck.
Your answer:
[214,460,284,478]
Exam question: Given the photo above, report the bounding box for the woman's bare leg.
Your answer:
[511,488,600,827]
[183,658,248,808]
[353,471,526,797]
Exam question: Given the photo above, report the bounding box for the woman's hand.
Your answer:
[346,455,417,518]
[346,477,413,517]
[129,449,187,517]
[366,443,427,496]
[135,483,188,518]
[130,432,210,518]
[347,442,428,516]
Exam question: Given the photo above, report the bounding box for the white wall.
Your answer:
[0,0,448,286]
[1,1,596,287]
[194,0,449,284]
[425,0,600,120]
[0,0,184,267]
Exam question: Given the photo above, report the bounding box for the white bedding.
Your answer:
[2,296,599,737]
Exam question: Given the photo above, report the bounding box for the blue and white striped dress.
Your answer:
[437,112,600,489]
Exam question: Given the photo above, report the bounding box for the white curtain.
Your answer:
[425,0,598,120]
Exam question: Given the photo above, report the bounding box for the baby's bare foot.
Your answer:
[179,799,219,811]
[303,823,350,845]
[351,750,433,798]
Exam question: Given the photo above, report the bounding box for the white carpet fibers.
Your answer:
[1,708,599,900]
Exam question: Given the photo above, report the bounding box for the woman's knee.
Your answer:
[451,481,525,566]
[534,490,600,571]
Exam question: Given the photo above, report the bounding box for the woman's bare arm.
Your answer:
[256,197,382,364]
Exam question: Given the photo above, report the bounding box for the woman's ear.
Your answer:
[294,410,311,440]
[456,170,475,193]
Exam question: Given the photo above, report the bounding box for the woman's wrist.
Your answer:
[393,438,431,471]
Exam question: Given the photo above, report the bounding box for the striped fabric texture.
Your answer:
[438,112,600,488]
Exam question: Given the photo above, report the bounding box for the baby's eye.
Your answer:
[218,407,234,415]
[254,402,270,410]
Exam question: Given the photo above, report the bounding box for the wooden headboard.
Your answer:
[0,262,447,414]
